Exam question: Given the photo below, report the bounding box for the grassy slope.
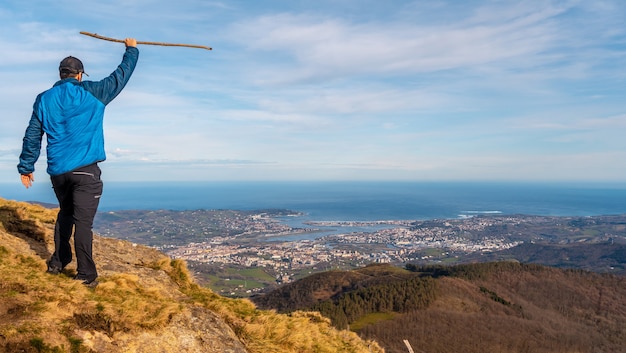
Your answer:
[0,198,383,353]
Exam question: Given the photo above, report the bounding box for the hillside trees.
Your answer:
[311,276,437,329]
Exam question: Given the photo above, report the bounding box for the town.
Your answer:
[165,216,526,270]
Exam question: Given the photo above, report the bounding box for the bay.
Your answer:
[3,181,626,240]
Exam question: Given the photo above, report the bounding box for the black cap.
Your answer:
[59,56,88,76]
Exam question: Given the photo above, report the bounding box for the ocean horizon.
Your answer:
[2,181,626,223]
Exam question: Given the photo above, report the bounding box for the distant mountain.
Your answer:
[22,200,58,209]
[253,262,626,353]
[467,241,626,274]
[0,198,382,353]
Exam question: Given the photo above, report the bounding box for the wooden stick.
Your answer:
[402,340,415,353]
[80,31,212,51]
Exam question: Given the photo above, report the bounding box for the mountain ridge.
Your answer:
[4,196,626,353]
[253,262,626,352]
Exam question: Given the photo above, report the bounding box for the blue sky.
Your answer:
[1,0,625,183]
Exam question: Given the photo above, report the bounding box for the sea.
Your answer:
[3,181,626,237]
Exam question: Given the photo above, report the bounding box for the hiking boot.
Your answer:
[73,275,99,288]
[46,262,62,275]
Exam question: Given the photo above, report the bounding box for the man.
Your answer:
[18,38,139,287]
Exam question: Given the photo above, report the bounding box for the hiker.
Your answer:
[17,38,139,287]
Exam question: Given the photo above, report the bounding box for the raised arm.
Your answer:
[81,38,139,105]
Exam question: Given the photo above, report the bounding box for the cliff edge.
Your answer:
[0,198,382,353]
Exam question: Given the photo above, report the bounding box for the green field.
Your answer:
[349,312,396,332]
[191,264,278,296]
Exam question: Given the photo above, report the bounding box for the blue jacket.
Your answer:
[18,46,139,176]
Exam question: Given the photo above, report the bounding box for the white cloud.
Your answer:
[227,3,572,83]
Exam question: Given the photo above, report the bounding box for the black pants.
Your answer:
[49,163,102,282]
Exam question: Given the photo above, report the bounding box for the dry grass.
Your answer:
[153,256,383,352]
[0,197,383,353]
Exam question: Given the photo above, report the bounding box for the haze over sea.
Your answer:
[2,181,626,222]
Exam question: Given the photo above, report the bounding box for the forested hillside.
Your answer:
[254,262,626,353]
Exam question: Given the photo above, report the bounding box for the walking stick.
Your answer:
[80,32,212,51]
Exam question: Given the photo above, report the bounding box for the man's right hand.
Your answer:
[21,173,34,189]
[125,38,137,48]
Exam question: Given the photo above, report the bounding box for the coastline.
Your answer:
[2,181,626,222]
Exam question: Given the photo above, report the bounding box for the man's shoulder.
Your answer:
[35,83,62,103]
[35,80,101,110]
[40,80,88,97]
